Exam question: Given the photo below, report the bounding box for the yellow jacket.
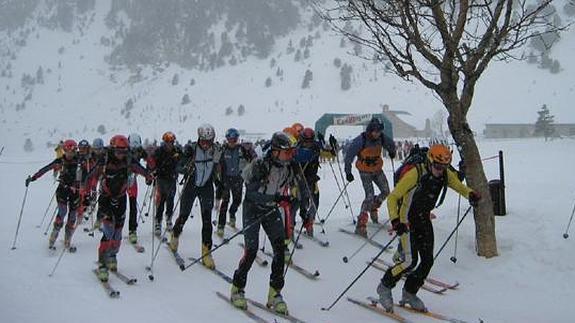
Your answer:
[387,165,472,223]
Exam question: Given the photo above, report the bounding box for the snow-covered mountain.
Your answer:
[1,0,574,153]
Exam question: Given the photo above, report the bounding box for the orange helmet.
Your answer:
[110,135,129,149]
[62,139,77,152]
[283,127,297,137]
[428,144,452,165]
[291,123,304,137]
[162,131,176,143]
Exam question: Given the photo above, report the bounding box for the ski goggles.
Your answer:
[431,162,448,172]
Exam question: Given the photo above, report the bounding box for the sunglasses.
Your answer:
[431,162,448,171]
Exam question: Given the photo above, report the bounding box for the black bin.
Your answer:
[488,179,506,216]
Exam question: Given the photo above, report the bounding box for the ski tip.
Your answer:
[148,274,154,281]
[179,265,185,271]
[313,270,320,277]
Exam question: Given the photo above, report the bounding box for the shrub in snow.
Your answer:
[225,106,234,116]
[238,104,245,116]
[182,94,191,105]
[24,138,34,152]
[340,64,353,91]
[172,73,179,86]
[302,70,313,89]
[265,77,272,88]
[97,124,107,135]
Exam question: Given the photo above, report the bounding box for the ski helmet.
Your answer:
[366,117,384,132]
[110,135,129,149]
[128,133,142,149]
[271,132,293,151]
[78,139,90,154]
[301,128,315,142]
[291,123,304,137]
[162,131,176,143]
[198,124,215,141]
[427,144,452,165]
[92,138,104,150]
[225,128,240,140]
[62,139,77,152]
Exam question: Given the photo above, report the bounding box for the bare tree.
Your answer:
[318,0,566,258]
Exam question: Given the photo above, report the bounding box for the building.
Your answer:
[484,123,575,139]
[381,105,432,138]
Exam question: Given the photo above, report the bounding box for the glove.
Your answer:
[388,149,396,160]
[469,191,481,207]
[274,194,293,204]
[145,177,153,186]
[25,176,34,187]
[346,172,354,182]
[391,219,408,235]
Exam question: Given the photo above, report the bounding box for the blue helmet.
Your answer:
[92,138,104,149]
[225,128,240,140]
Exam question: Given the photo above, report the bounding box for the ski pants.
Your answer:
[155,177,177,223]
[217,175,243,227]
[299,179,319,223]
[233,201,285,291]
[359,170,390,213]
[97,194,127,265]
[381,212,434,295]
[54,185,80,232]
[128,175,138,232]
[173,180,214,248]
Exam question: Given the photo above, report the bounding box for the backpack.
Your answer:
[393,144,448,209]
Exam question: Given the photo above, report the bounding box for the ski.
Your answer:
[112,270,137,285]
[367,297,469,323]
[68,246,77,253]
[346,297,412,323]
[301,233,330,247]
[188,257,233,284]
[130,242,145,253]
[367,261,447,294]
[375,259,459,289]
[238,243,269,267]
[164,242,186,270]
[215,291,271,323]
[93,269,120,298]
[245,297,307,323]
[338,228,392,251]
[260,249,320,280]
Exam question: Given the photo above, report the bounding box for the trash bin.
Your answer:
[488,179,506,216]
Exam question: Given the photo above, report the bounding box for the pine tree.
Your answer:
[534,104,556,141]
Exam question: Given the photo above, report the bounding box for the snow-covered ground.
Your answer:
[1,137,574,323]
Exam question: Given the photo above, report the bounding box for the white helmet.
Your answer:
[198,124,215,141]
[128,133,142,149]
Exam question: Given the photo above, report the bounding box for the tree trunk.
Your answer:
[448,111,498,258]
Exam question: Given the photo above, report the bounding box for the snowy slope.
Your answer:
[1,137,575,323]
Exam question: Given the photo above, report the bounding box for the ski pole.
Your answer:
[451,195,462,263]
[147,181,158,281]
[139,184,151,215]
[11,185,30,250]
[144,183,155,217]
[43,207,58,236]
[334,153,356,224]
[434,205,473,261]
[328,161,350,210]
[563,199,575,239]
[321,234,398,311]
[342,219,389,263]
[295,164,323,233]
[36,189,56,228]
[284,222,306,278]
[182,208,276,271]
[48,247,67,277]
[318,181,351,226]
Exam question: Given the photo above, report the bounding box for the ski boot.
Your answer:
[228,217,236,229]
[370,209,379,224]
[97,264,109,282]
[154,223,162,237]
[376,282,394,313]
[169,233,179,252]
[230,284,247,310]
[106,256,118,272]
[216,226,225,238]
[399,289,427,312]
[266,287,288,315]
[129,231,138,244]
[304,219,314,237]
[201,244,216,269]
[354,212,369,238]
[48,227,60,249]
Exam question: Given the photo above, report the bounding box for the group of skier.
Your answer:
[25,117,481,316]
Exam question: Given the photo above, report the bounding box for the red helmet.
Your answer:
[162,131,176,143]
[301,128,315,142]
[62,139,77,152]
[110,135,129,149]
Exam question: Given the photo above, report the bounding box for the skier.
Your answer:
[215,128,256,236]
[76,139,93,224]
[89,135,153,282]
[169,124,221,269]
[293,127,332,237]
[127,133,150,244]
[377,144,481,312]
[230,132,299,315]
[86,138,106,226]
[344,117,396,237]
[148,131,181,236]
[26,140,85,250]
